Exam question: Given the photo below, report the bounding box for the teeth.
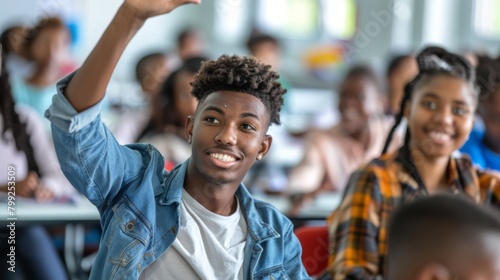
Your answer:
[429,132,451,142]
[210,153,236,162]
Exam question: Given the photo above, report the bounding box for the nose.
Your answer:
[214,124,237,146]
[434,106,453,126]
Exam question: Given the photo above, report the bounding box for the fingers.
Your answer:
[34,187,55,203]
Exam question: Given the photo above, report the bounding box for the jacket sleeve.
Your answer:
[325,167,383,280]
[45,72,149,207]
[283,222,312,279]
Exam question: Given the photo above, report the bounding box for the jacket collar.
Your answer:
[236,186,280,243]
[158,159,280,243]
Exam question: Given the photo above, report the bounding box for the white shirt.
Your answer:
[140,189,247,280]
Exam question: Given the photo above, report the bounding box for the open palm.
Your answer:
[124,0,201,19]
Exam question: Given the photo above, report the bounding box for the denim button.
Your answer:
[126,221,135,231]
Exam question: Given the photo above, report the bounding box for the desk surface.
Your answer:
[0,192,341,224]
[0,196,100,224]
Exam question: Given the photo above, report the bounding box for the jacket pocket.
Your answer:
[107,196,152,268]
[254,265,290,280]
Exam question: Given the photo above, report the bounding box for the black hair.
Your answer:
[191,55,286,126]
[388,195,500,277]
[134,52,168,83]
[475,55,500,102]
[177,28,198,49]
[246,30,280,55]
[343,65,383,95]
[382,46,477,154]
[160,56,207,128]
[386,54,414,77]
[0,37,40,176]
[0,25,27,55]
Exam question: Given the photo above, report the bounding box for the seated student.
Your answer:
[176,27,205,62]
[287,66,393,212]
[140,56,206,169]
[460,56,500,171]
[0,41,75,280]
[321,46,500,280]
[387,195,500,280]
[45,1,309,279]
[11,16,75,131]
[111,52,173,144]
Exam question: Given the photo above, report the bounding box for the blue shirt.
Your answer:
[45,73,310,280]
[460,126,500,171]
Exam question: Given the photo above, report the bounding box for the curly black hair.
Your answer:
[190,55,286,125]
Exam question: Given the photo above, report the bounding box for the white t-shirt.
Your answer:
[140,189,247,280]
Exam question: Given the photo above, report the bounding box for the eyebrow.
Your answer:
[202,106,261,120]
[421,92,471,106]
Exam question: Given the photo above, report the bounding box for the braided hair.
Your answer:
[382,46,477,154]
[191,55,286,126]
[0,35,40,175]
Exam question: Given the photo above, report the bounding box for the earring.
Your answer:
[188,138,192,144]
[257,155,262,160]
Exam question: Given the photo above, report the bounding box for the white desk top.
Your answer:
[0,196,100,223]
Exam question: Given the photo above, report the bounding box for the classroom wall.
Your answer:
[1,0,499,83]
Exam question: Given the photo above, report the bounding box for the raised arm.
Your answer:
[65,0,200,112]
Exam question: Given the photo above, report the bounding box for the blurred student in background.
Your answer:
[387,195,500,280]
[386,54,418,116]
[460,56,500,172]
[287,66,393,214]
[0,39,75,280]
[177,27,205,62]
[111,52,174,144]
[322,46,500,280]
[140,56,206,170]
[11,17,76,131]
[0,25,32,79]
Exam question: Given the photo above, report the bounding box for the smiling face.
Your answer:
[405,74,476,159]
[186,91,272,186]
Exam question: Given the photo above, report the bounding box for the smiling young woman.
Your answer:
[321,46,500,280]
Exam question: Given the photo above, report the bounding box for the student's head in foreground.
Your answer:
[185,55,286,185]
[387,195,500,280]
[382,46,478,159]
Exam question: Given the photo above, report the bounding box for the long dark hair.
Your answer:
[0,33,40,175]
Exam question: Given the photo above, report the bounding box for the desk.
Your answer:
[0,197,100,280]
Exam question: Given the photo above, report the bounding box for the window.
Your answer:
[256,0,356,39]
[474,0,500,38]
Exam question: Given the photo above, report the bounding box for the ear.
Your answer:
[416,263,451,280]
[185,115,195,143]
[256,135,273,160]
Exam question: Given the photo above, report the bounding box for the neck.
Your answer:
[408,143,450,194]
[184,161,239,216]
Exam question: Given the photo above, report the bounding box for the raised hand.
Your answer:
[123,0,201,20]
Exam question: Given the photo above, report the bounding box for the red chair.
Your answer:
[294,226,329,277]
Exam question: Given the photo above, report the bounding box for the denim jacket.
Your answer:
[45,74,310,280]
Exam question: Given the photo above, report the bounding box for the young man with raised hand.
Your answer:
[45,0,310,279]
